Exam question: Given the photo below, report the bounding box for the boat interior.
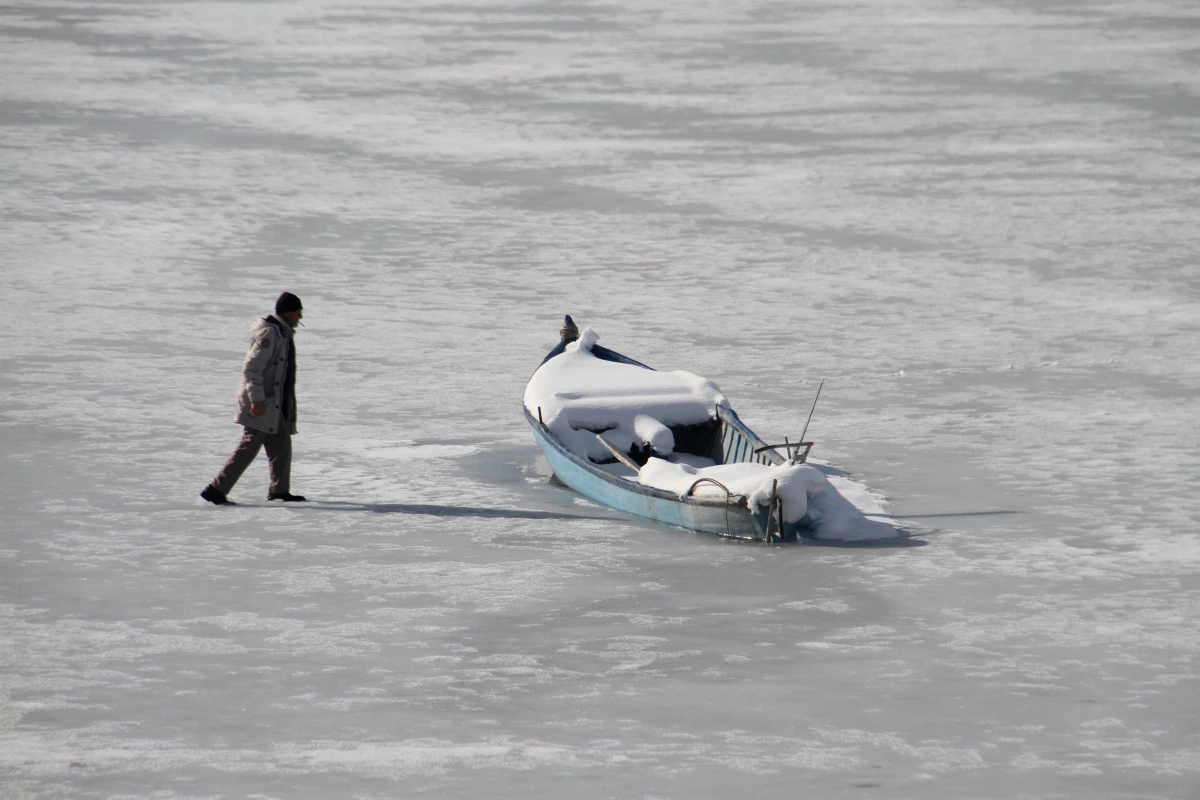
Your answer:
[543,315,801,480]
[583,411,790,481]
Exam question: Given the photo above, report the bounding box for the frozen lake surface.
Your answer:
[2,0,1199,797]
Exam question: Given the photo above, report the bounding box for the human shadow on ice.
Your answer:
[298,500,619,523]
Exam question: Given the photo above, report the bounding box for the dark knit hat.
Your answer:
[275,292,303,315]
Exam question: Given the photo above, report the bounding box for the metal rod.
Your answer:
[766,479,779,544]
[685,477,733,498]
[753,442,794,454]
[797,379,824,458]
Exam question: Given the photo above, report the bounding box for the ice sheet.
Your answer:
[2,0,1199,796]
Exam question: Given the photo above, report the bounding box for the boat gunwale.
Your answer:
[522,405,752,511]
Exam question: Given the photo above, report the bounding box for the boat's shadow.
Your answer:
[299,501,1013,549]
[798,532,928,549]
[799,509,1023,548]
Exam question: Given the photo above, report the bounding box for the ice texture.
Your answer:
[3,0,1200,797]
[523,328,728,462]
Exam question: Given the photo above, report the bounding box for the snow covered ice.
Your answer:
[3,0,1200,798]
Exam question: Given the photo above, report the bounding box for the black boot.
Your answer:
[201,486,235,505]
[268,492,307,502]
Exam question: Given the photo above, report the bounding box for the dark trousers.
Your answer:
[210,426,292,497]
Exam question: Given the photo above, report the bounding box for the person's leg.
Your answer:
[263,430,292,497]
[210,427,266,496]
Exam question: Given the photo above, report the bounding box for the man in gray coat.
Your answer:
[201,292,307,505]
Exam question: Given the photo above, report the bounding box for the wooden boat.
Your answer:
[524,316,818,542]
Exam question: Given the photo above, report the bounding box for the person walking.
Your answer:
[201,292,307,505]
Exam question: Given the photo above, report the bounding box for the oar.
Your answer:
[595,434,641,473]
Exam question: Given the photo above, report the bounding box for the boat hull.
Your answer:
[526,406,805,541]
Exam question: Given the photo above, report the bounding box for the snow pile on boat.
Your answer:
[523,328,730,463]
[638,458,827,523]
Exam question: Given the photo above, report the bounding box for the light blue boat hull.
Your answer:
[525,406,810,542]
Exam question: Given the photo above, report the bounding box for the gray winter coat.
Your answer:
[235,314,298,435]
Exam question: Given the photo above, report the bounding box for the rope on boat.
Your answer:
[560,318,579,341]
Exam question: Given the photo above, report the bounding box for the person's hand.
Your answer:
[250,401,265,417]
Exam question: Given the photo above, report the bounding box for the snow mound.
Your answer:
[524,328,729,463]
[632,414,674,455]
[638,457,827,523]
[805,473,901,541]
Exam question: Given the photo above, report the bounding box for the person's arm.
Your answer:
[242,328,273,415]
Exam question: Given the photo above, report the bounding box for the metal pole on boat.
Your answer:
[765,479,779,543]
[776,496,784,543]
[796,380,824,462]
